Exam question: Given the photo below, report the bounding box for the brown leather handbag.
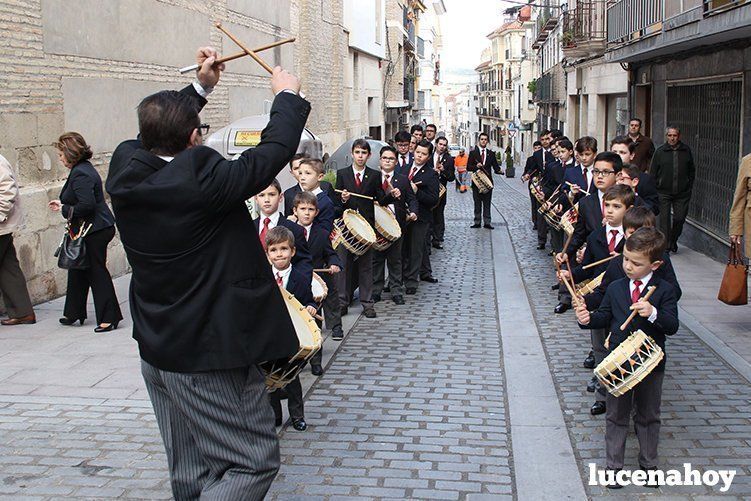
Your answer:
[718,242,748,305]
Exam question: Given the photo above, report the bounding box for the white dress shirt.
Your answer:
[302,223,313,241]
[311,186,323,196]
[630,272,657,323]
[605,224,624,249]
[272,265,292,289]
[257,212,281,235]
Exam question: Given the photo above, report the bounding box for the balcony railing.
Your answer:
[403,78,415,105]
[606,0,664,45]
[532,2,559,49]
[562,1,607,54]
[534,74,553,102]
[704,0,748,15]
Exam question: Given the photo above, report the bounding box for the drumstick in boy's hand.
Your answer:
[575,302,590,325]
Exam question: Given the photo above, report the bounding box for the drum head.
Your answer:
[282,289,321,351]
[311,273,327,300]
[374,204,401,239]
[343,210,377,243]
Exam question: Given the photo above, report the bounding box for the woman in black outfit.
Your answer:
[50,132,122,332]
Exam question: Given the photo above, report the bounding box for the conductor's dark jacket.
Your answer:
[106,85,311,372]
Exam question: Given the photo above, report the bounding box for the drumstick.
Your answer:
[619,285,656,331]
[561,231,574,256]
[215,22,274,74]
[566,181,589,195]
[334,189,374,200]
[178,38,296,73]
[560,268,582,308]
[313,268,332,274]
[582,253,620,270]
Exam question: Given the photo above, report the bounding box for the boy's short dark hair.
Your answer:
[352,139,371,153]
[293,191,318,209]
[533,140,542,147]
[299,158,325,175]
[436,136,448,146]
[594,151,623,173]
[426,123,437,132]
[291,153,308,163]
[415,139,434,156]
[557,138,574,151]
[603,184,636,207]
[621,164,641,179]
[265,226,295,250]
[380,145,397,157]
[264,178,282,194]
[549,129,563,139]
[575,136,598,154]
[623,206,656,231]
[479,132,489,140]
[410,124,424,134]
[610,135,633,148]
[394,131,411,143]
[625,227,666,262]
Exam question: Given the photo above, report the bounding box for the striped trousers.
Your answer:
[141,360,279,500]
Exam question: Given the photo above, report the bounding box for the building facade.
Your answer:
[531,0,566,133]
[605,0,751,260]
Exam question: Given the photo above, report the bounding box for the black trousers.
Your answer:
[529,187,539,226]
[336,247,373,309]
[0,234,34,318]
[472,187,492,225]
[270,376,304,421]
[536,210,549,246]
[403,220,430,290]
[63,226,123,324]
[658,192,692,248]
[432,191,447,243]
[373,238,404,297]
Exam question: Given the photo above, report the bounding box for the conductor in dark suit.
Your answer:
[105,48,310,500]
[467,132,501,229]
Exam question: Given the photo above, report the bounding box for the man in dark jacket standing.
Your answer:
[649,126,695,253]
[106,47,310,500]
[627,118,655,172]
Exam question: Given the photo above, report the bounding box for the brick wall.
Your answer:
[0,0,347,305]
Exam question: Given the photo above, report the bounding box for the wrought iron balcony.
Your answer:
[533,73,553,103]
[606,0,664,45]
[561,1,607,58]
[532,3,559,49]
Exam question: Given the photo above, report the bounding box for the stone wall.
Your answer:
[0,0,347,305]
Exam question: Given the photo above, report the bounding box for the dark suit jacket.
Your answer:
[395,152,414,175]
[467,146,501,181]
[582,276,679,372]
[636,172,660,215]
[283,181,335,222]
[307,223,342,270]
[106,85,310,372]
[532,148,554,175]
[568,193,648,257]
[571,227,625,283]
[334,166,386,225]
[253,214,313,281]
[61,161,116,233]
[408,164,440,224]
[563,163,596,203]
[434,152,456,185]
[585,252,682,310]
[523,154,538,179]
[284,267,316,310]
[380,171,418,228]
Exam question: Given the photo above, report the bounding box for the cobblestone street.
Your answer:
[0,182,749,499]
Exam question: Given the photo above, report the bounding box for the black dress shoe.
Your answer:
[331,329,344,340]
[340,306,348,316]
[587,376,598,393]
[583,351,595,369]
[94,321,119,333]
[406,287,417,295]
[392,295,405,305]
[537,244,545,250]
[590,401,606,415]
[275,416,283,427]
[420,276,438,283]
[551,283,560,291]
[484,224,494,230]
[670,244,678,253]
[383,285,390,292]
[59,317,84,326]
[363,308,377,318]
[605,469,623,489]
[372,293,381,303]
[554,302,570,314]
[432,242,443,249]
[470,223,481,228]
[311,364,323,376]
[291,418,307,431]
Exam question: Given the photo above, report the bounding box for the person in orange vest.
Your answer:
[454,148,468,192]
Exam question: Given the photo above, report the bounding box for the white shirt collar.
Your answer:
[311,186,323,196]
[381,169,395,179]
[630,272,653,292]
[605,223,623,235]
[352,165,366,175]
[157,155,174,162]
[258,212,280,234]
[273,265,292,289]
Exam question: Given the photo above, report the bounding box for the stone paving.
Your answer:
[268,189,513,500]
[493,177,751,499]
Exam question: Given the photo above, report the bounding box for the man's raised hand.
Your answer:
[196,47,223,89]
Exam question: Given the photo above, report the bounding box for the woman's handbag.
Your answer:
[54,216,93,270]
[718,242,748,305]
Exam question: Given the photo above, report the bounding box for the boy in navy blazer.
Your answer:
[576,227,679,482]
[284,154,335,217]
[265,226,318,432]
[286,158,335,233]
[394,130,414,175]
[293,191,343,372]
[253,179,313,281]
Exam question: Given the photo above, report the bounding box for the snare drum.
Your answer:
[372,204,402,252]
[432,184,447,209]
[311,272,328,305]
[471,170,493,194]
[331,209,377,256]
[261,289,322,390]
[529,178,545,203]
[594,330,664,397]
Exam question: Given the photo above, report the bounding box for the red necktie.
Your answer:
[631,280,643,304]
[409,167,418,180]
[401,155,406,168]
[608,229,619,253]
[481,149,486,165]
[276,272,283,286]
[260,217,270,249]
[303,227,308,240]
[582,166,588,188]
[355,172,362,189]
[382,174,390,191]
